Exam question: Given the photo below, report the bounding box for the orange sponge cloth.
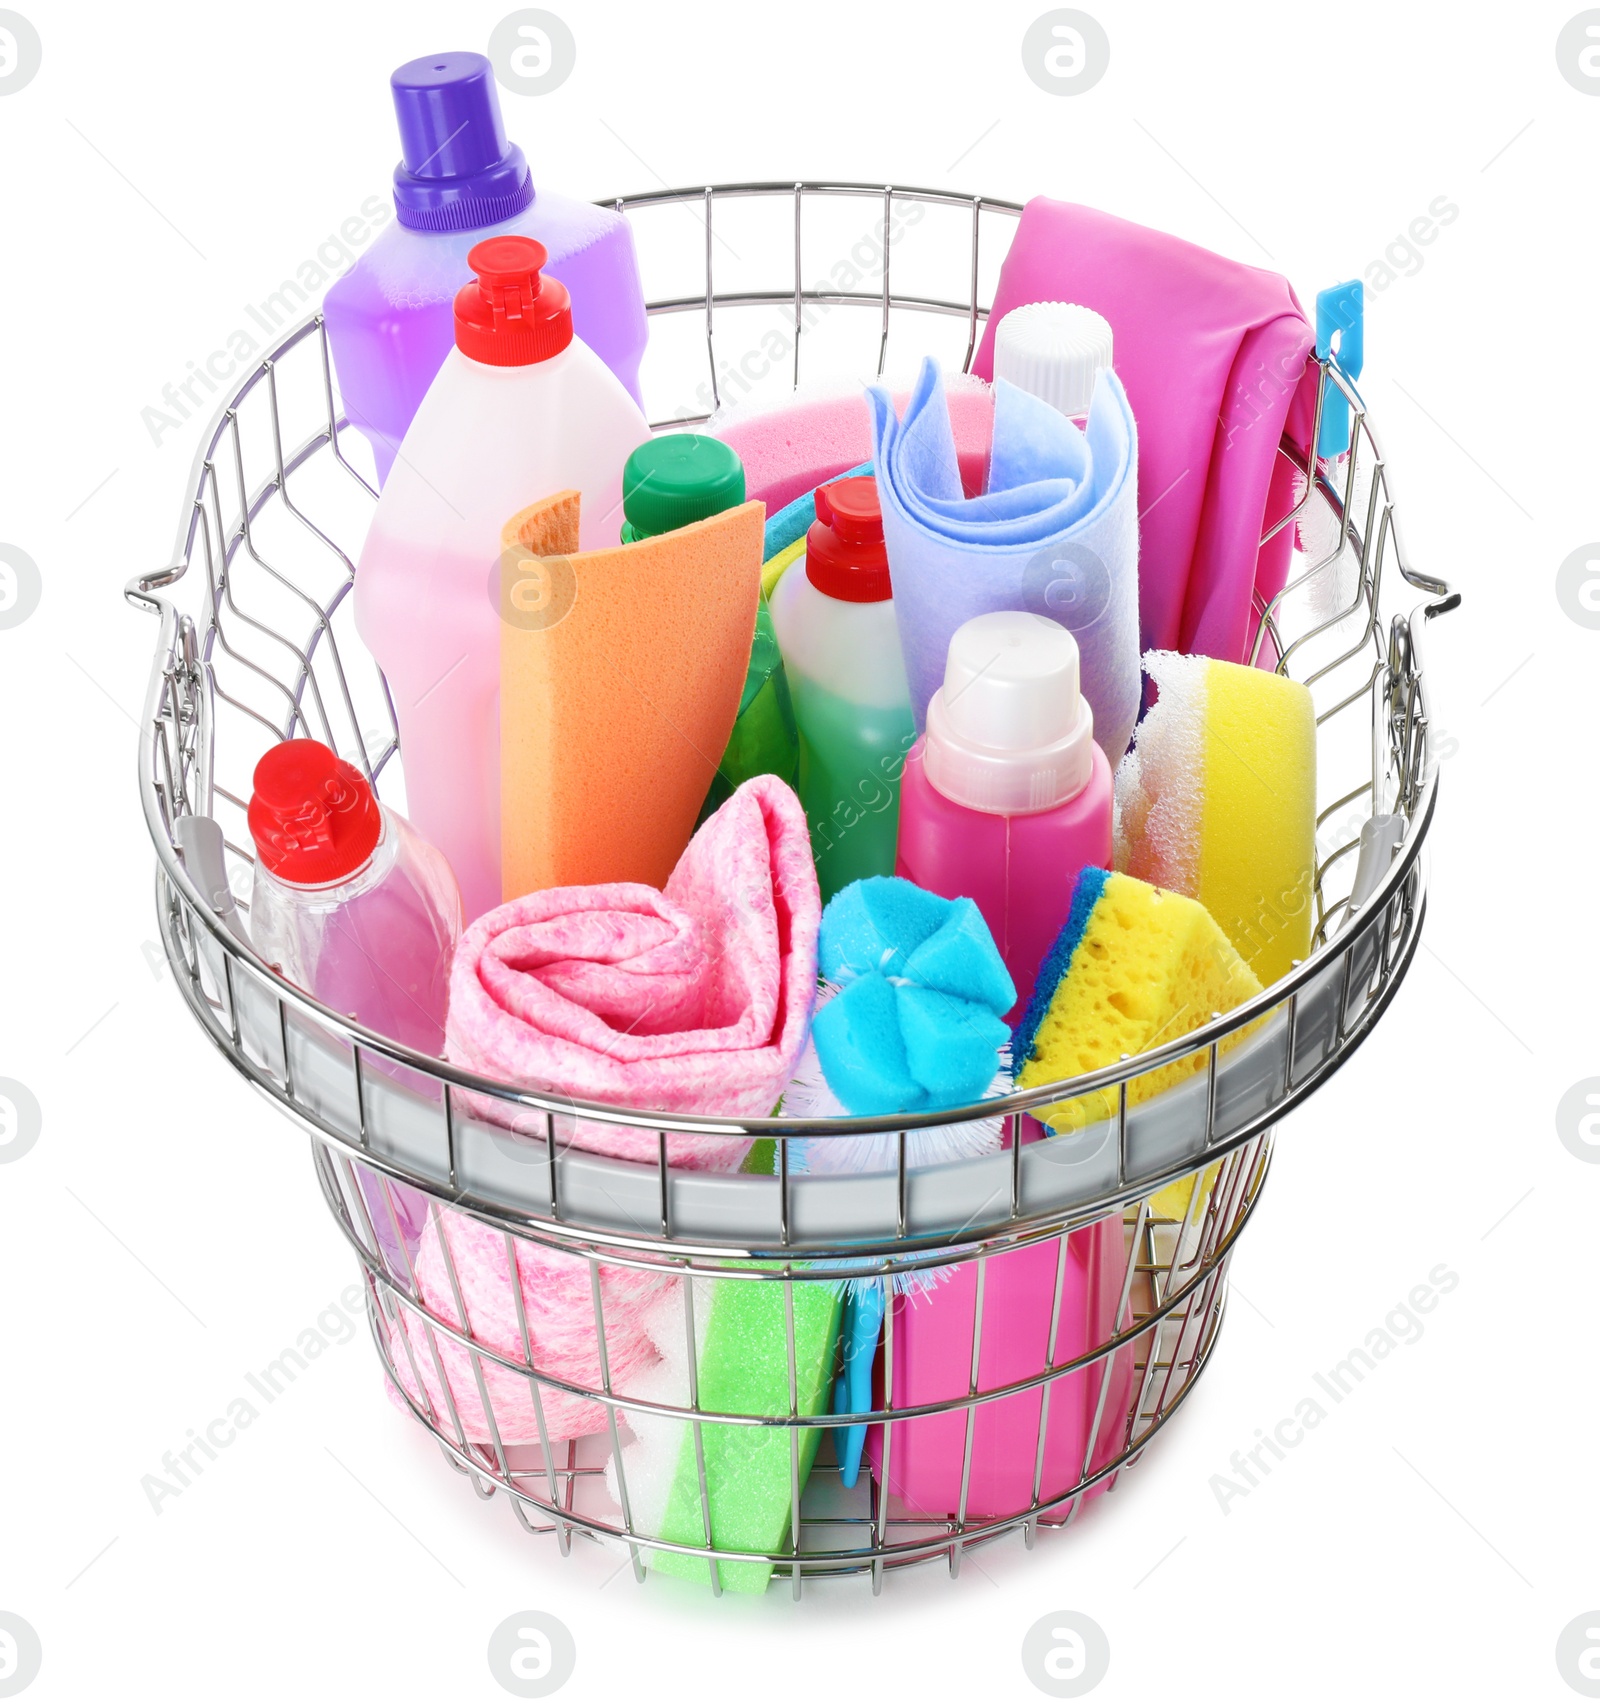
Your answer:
[504,487,581,559]
[500,495,765,898]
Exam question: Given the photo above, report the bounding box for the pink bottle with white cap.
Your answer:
[882,611,1128,1517]
[895,610,1113,1023]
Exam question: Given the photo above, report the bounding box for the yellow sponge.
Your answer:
[1116,652,1316,987]
[1012,868,1263,1139]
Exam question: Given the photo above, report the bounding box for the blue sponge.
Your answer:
[811,975,922,1115]
[818,874,955,984]
[902,903,1017,1016]
[812,877,1017,1117]
[897,986,1011,1108]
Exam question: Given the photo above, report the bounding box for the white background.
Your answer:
[0,0,1594,1701]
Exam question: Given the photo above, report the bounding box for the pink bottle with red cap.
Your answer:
[895,610,1113,1024]
[248,739,463,1271]
[354,234,650,923]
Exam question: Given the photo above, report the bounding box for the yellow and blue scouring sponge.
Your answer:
[1011,867,1263,1155]
[1115,651,1317,988]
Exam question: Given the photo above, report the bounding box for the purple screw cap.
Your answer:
[389,51,534,233]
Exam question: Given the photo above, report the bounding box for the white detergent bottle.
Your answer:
[991,300,1114,427]
[354,234,650,923]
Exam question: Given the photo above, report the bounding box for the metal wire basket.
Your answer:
[128,181,1455,1595]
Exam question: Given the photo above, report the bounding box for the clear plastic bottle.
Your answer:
[353,234,650,924]
[768,476,915,902]
[248,740,463,1272]
[895,611,1113,1021]
[323,51,648,486]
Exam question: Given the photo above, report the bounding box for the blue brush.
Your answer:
[781,877,1016,1484]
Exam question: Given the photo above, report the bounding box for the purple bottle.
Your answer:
[324,52,648,484]
[248,740,464,1277]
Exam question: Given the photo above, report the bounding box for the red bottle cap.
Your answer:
[805,475,891,603]
[453,235,573,366]
[248,740,382,885]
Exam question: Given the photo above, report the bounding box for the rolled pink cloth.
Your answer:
[385,1208,668,1443]
[446,775,821,1169]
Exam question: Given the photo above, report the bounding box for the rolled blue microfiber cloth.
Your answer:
[868,357,1141,765]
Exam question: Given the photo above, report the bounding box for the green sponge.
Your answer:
[614,1266,843,1593]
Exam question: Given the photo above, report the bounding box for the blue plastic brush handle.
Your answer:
[831,1282,886,1487]
[1315,280,1364,460]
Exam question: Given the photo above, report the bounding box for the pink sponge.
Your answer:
[711,378,994,512]
[385,1208,666,1444]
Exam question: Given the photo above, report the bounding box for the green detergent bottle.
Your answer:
[621,435,799,821]
[766,475,915,902]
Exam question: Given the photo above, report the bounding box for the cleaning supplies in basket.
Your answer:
[971,197,1318,665]
[497,483,764,899]
[617,435,799,820]
[896,612,1113,1024]
[870,356,1140,766]
[354,233,650,925]
[768,477,915,901]
[607,1265,844,1594]
[323,51,647,484]
[1115,651,1317,986]
[446,775,820,1169]
[247,740,461,1275]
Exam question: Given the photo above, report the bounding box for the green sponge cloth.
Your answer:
[1012,867,1263,1139]
[614,1267,842,1594]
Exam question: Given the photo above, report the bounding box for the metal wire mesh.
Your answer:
[129,182,1452,1592]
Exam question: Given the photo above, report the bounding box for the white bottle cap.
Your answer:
[992,301,1114,420]
[923,611,1096,814]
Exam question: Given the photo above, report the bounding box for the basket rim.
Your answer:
[142,755,1437,1138]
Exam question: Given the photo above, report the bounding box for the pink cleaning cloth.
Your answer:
[972,199,1318,667]
[383,1210,667,1443]
[446,774,821,1170]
